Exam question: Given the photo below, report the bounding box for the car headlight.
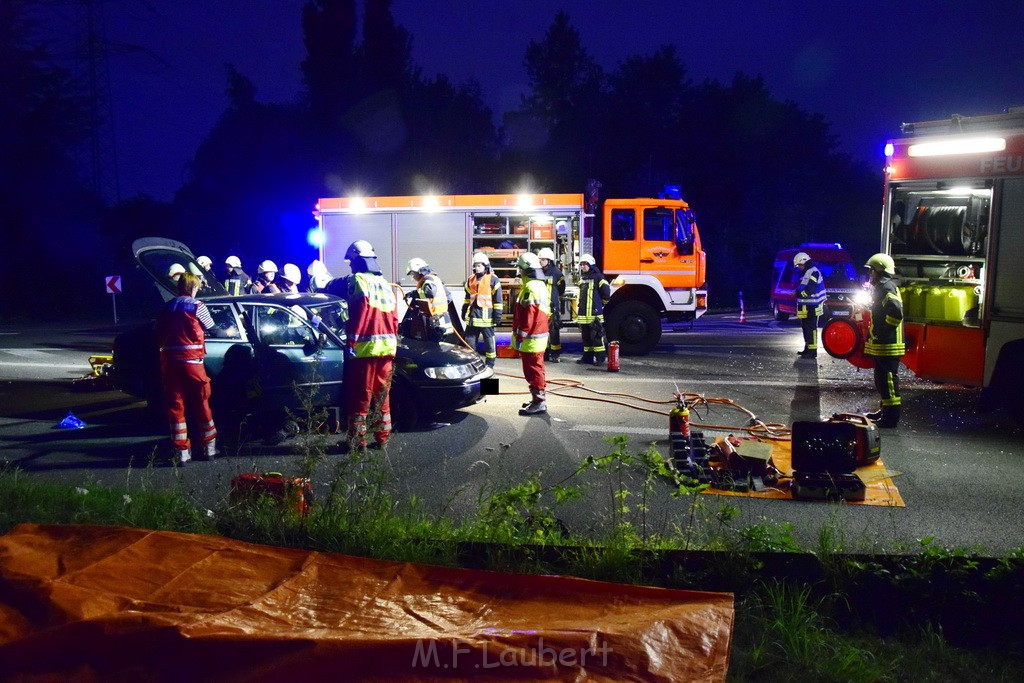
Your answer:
[423,364,475,380]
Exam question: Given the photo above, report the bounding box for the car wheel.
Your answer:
[389,380,419,432]
[772,301,789,321]
[606,300,661,356]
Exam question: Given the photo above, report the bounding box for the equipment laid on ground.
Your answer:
[791,413,880,473]
[230,472,314,517]
[791,471,867,501]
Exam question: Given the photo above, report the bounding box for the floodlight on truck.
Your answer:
[907,137,1006,157]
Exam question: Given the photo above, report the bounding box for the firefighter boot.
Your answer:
[576,353,595,365]
[798,349,817,359]
[548,351,561,363]
[864,409,883,422]
[519,389,547,416]
[594,352,607,366]
[878,406,900,429]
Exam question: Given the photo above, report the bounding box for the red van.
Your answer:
[770,243,860,322]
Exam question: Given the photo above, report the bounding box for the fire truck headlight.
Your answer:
[854,290,872,306]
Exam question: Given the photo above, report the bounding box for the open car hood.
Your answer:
[132,237,228,301]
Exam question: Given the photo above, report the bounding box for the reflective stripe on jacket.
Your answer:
[577,270,610,324]
[345,272,398,358]
[865,276,905,357]
[156,296,212,362]
[512,278,550,354]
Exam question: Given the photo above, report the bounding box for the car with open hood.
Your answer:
[108,237,491,436]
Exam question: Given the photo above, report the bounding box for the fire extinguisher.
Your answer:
[607,340,620,372]
[669,394,690,460]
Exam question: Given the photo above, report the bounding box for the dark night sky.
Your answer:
[99,0,1024,201]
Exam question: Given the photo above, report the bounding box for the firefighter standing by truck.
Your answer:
[406,258,455,343]
[863,253,905,428]
[512,252,550,416]
[463,252,502,367]
[794,252,825,359]
[156,272,217,465]
[576,254,611,365]
[339,240,399,449]
[537,247,565,363]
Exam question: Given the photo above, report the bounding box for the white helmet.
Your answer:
[225,255,242,268]
[471,252,490,266]
[537,247,556,261]
[196,255,212,269]
[345,240,376,260]
[307,259,328,277]
[258,260,278,274]
[517,252,541,270]
[580,253,596,266]
[282,263,301,284]
[167,263,186,278]
[793,252,811,267]
[406,257,428,275]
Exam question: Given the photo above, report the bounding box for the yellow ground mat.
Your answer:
[699,439,905,507]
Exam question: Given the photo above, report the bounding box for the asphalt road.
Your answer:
[2,313,1022,555]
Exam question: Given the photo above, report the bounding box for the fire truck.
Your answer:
[314,182,707,355]
[823,109,1024,401]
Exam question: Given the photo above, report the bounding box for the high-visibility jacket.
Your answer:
[464,272,502,327]
[156,296,214,362]
[796,264,825,318]
[512,277,550,353]
[865,275,905,357]
[414,272,453,333]
[577,269,611,324]
[224,268,250,296]
[344,272,398,358]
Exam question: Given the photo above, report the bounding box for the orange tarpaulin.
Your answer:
[0,524,734,682]
[699,439,905,507]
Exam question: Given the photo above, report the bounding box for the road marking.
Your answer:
[2,349,64,357]
[570,424,666,437]
[0,362,86,370]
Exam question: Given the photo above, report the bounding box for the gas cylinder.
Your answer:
[607,340,620,371]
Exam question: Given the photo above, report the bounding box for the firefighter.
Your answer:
[280,263,302,293]
[250,260,281,294]
[155,272,217,464]
[167,263,186,284]
[794,252,825,359]
[406,257,455,343]
[340,240,399,449]
[537,247,565,363]
[463,252,502,367]
[513,252,550,416]
[196,255,213,273]
[863,253,905,428]
[223,256,251,296]
[576,254,611,366]
[307,260,333,293]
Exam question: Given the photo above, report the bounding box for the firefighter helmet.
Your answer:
[257,260,278,274]
[196,255,212,269]
[282,263,301,284]
[793,252,811,267]
[537,247,556,261]
[580,253,596,266]
[225,255,242,268]
[865,253,896,275]
[307,259,327,277]
[345,240,376,260]
[167,263,186,278]
[471,252,490,266]
[406,257,428,275]
[517,252,541,270]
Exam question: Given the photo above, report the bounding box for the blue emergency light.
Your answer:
[662,185,683,200]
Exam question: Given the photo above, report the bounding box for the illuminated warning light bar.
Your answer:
[907,137,1006,157]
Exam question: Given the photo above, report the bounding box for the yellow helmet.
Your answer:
[865,253,896,275]
[517,252,541,270]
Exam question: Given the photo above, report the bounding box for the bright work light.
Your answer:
[907,137,1006,157]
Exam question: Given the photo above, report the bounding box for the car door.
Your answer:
[241,302,345,412]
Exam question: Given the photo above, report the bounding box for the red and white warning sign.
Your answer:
[105,276,122,294]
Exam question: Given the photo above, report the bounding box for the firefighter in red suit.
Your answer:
[339,240,399,449]
[512,252,551,416]
[156,272,217,465]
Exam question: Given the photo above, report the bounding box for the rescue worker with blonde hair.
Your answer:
[576,254,611,365]
[463,252,502,367]
[794,251,825,359]
[407,257,454,343]
[537,247,565,363]
[863,253,905,428]
[513,252,550,415]
[339,240,399,449]
[156,272,217,464]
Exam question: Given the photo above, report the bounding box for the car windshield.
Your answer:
[308,301,347,341]
[819,261,857,285]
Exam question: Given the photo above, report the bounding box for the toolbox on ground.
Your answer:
[230,472,314,516]
[791,413,880,474]
[791,471,867,501]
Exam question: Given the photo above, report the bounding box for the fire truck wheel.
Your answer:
[606,301,660,356]
[772,300,789,322]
